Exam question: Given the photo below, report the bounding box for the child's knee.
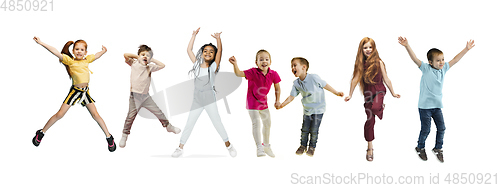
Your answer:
[54,109,68,119]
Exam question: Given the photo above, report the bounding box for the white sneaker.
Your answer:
[172,147,183,158]
[257,144,266,157]
[263,144,275,158]
[166,123,181,134]
[119,133,128,148]
[227,144,237,157]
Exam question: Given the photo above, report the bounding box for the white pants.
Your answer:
[248,109,271,147]
[180,90,229,145]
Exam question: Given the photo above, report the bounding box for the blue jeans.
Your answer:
[300,114,323,148]
[417,108,446,149]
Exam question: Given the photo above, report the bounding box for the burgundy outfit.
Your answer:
[362,61,386,142]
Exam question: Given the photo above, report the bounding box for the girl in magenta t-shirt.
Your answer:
[229,50,281,157]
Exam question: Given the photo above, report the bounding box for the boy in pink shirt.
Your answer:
[119,45,180,148]
[229,50,281,157]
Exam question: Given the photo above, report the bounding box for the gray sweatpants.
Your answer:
[122,92,169,135]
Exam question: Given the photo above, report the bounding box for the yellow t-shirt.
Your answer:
[62,54,95,85]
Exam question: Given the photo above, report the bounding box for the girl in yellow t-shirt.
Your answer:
[31,36,116,152]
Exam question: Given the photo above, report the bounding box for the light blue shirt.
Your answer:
[290,74,327,115]
[418,61,450,109]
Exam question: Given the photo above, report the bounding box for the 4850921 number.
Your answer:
[1,0,53,11]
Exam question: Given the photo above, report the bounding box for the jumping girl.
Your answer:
[344,37,400,161]
[171,28,236,158]
[32,37,116,152]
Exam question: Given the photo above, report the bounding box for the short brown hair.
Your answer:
[255,49,271,62]
[138,45,153,57]
[291,57,309,71]
[427,48,443,61]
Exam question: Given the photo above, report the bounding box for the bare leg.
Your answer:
[367,141,373,155]
[42,103,71,133]
[85,103,111,137]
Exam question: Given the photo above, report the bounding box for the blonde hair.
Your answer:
[255,49,271,62]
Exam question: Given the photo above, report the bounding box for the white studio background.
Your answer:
[1,0,498,187]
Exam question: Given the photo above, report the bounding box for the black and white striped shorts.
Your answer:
[63,85,95,106]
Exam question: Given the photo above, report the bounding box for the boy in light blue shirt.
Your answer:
[279,57,344,157]
[398,37,475,162]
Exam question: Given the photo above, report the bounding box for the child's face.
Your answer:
[202,46,215,62]
[255,52,271,72]
[139,51,152,64]
[72,43,87,60]
[362,42,373,58]
[291,60,306,77]
[429,54,445,70]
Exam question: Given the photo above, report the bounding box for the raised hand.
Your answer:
[33,36,42,44]
[228,56,237,65]
[192,27,200,36]
[398,36,408,47]
[211,32,222,39]
[466,39,475,50]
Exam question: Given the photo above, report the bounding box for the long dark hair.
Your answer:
[188,43,218,78]
[60,40,87,79]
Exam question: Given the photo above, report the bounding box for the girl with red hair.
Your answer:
[345,37,400,161]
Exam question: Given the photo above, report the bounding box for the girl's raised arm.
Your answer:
[211,32,223,71]
[94,45,107,60]
[33,36,63,61]
[380,60,401,98]
[187,27,200,63]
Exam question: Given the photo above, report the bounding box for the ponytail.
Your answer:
[61,41,74,79]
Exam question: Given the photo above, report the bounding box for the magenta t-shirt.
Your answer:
[244,67,281,110]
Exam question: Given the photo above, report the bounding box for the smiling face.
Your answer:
[362,42,373,58]
[138,51,152,64]
[429,54,445,70]
[72,42,87,60]
[202,45,215,63]
[291,59,307,78]
[255,52,271,73]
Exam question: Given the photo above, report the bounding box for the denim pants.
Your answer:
[300,114,323,148]
[417,108,446,149]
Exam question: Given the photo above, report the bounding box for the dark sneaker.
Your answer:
[32,129,44,147]
[415,147,428,161]
[432,148,444,163]
[306,146,315,157]
[106,135,116,152]
[296,145,306,155]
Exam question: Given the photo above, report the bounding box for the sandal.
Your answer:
[366,148,374,162]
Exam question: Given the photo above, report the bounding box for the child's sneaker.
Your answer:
[306,146,315,157]
[295,145,306,155]
[227,144,237,157]
[172,147,183,158]
[256,144,266,157]
[106,135,116,152]
[432,148,444,163]
[166,123,181,134]
[263,144,275,158]
[32,129,44,147]
[119,133,128,148]
[415,147,427,161]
